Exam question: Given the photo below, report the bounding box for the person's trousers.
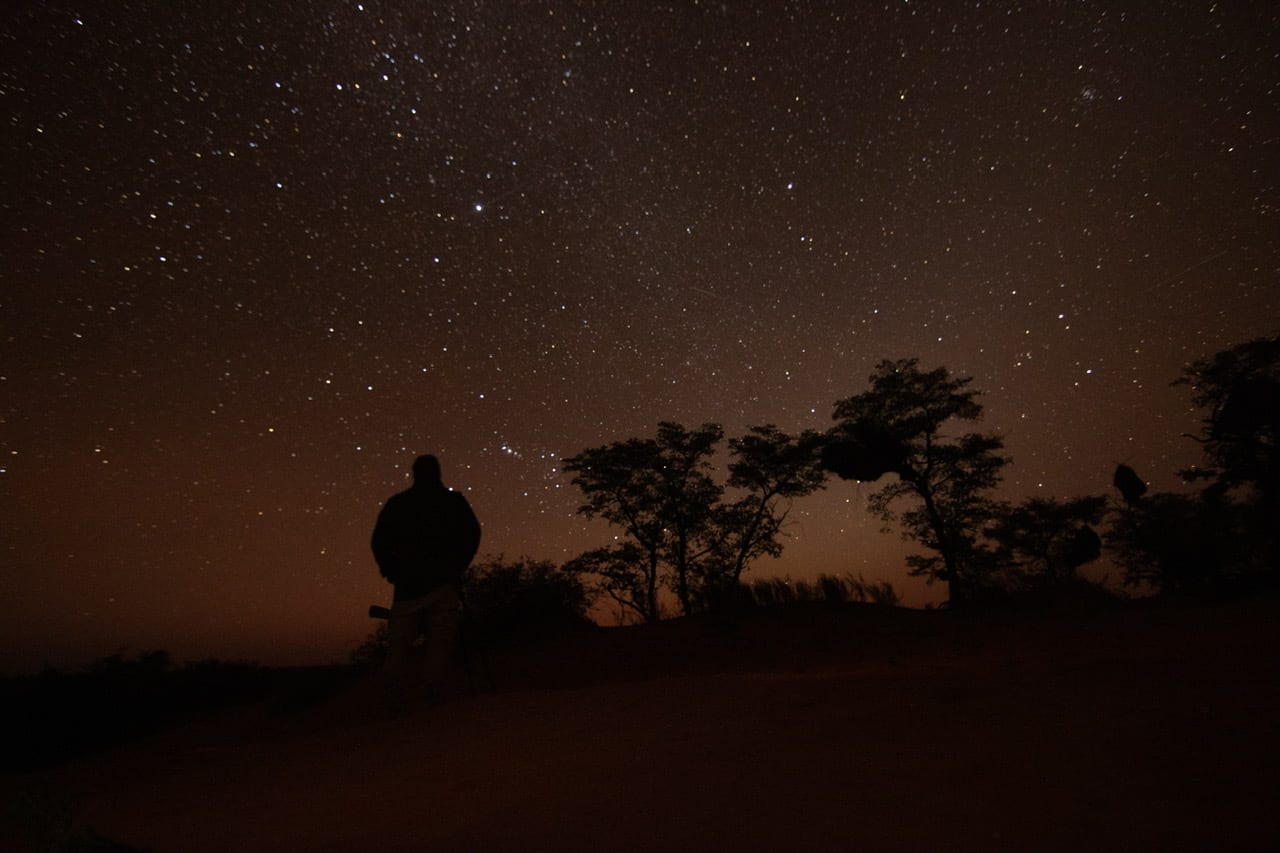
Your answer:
[384,585,463,699]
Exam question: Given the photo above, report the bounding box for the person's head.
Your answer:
[412,454,442,486]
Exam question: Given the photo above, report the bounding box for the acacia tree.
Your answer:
[698,426,827,607]
[563,422,723,619]
[564,421,825,618]
[564,542,654,624]
[824,358,1008,604]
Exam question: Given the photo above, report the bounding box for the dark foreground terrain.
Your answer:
[3,595,1277,851]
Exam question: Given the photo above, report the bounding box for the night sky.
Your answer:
[3,2,1276,671]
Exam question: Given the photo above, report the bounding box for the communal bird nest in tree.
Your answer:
[820,424,908,483]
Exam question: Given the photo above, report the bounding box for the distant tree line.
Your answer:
[533,332,1277,620]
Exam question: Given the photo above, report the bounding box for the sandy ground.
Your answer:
[4,597,1278,851]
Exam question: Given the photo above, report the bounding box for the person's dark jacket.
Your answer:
[371,484,481,600]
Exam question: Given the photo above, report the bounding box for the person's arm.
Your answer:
[455,493,481,566]
[370,499,396,580]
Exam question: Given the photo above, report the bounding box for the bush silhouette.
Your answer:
[463,556,595,644]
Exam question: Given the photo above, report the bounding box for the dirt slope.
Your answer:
[5,597,1277,851]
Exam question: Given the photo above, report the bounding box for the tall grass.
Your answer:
[746,573,900,607]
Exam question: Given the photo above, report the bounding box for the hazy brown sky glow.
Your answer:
[3,2,1276,671]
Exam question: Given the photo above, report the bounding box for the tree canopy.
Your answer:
[555,336,1277,617]
[1178,333,1279,507]
[1107,332,1280,592]
[824,358,1009,603]
[563,421,824,619]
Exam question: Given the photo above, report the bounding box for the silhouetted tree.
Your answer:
[1107,489,1251,595]
[563,542,656,624]
[1106,335,1280,594]
[564,422,723,617]
[564,422,826,618]
[825,358,1009,604]
[1177,332,1280,572]
[698,425,827,607]
[985,496,1106,590]
[1178,333,1280,489]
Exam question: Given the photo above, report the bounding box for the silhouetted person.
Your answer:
[372,454,481,707]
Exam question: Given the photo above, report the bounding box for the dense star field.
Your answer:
[3,2,1276,669]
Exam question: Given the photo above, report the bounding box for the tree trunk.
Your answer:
[674,527,693,614]
[646,553,660,623]
[916,481,965,604]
